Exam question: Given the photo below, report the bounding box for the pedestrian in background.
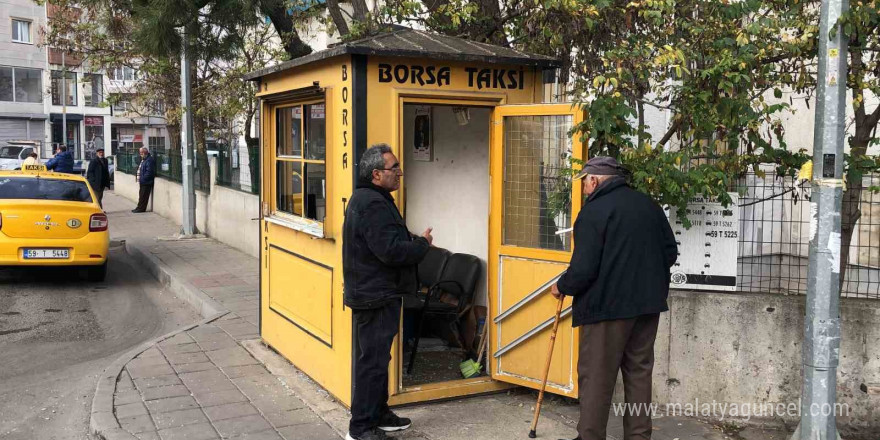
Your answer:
[552,156,678,440]
[87,147,111,207]
[45,145,74,173]
[133,147,155,213]
[22,152,40,167]
[342,144,433,440]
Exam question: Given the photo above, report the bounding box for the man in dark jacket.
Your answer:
[86,148,111,207]
[45,145,74,173]
[133,147,155,213]
[552,156,677,440]
[343,144,433,440]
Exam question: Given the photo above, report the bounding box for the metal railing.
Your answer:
[215,146,259,195]
[116,149,139,174]
[153,150,210,193]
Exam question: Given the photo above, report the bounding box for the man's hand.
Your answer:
[551,283,562,300]
[422,227,434,245]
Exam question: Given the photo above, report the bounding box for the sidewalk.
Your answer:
[97,191,787,440]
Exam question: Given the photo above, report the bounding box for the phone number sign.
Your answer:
[667,193,739,292]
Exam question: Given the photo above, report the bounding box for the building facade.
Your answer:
[0,0,48,145]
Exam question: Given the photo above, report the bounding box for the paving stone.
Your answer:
[220,365,270,379]
[174,362,218,374]
[116,401,149,419]
[161,343,204,355]
[263,408,320,428]
[229,429,283,440]
[129,355,168,369]
[115,390,143,406]
[185,379,238,394]
[157,422,220,440]
[119,414,156,434]
[160,333,196,346]
[198,339,241,352]
[218,323,258,337]
[135,374,183,389]
[146,396,200,414]
[135,431,161,440]
[277,423,339,440]
[249,395,306,412]
[213,414,274,438]
[117,377,137,392]
[141,347,164,359]
[142,385,192,401]
[153,408,210,430]
[180,369,231,387]
[188,325,224,338]
[206,347,259,368]
[167,352,210,365]
[128,363,176,379]
[203,402,260,422]
[192,389,250,407]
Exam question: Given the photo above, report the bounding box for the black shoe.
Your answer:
[131,209,145,213]
[346,428,389,440]
[377,411,411,432]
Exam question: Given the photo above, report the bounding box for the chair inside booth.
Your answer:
[401,104,491,387]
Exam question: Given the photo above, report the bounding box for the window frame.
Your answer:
[11,19,32,44]
[83,73,103,107]
[0,66,42,103]
[269,97,330,238]
[51,70,77,106]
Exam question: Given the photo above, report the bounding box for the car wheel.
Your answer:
[87,261,108,282]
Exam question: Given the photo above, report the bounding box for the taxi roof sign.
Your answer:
[23,164,47,173]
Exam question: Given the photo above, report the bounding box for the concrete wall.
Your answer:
[114,157,260,258]
[642,290,880,436]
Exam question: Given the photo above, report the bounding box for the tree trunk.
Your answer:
[260,0,313,58]
[326,0,350,37]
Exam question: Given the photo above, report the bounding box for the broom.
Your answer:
[460,318,489,378]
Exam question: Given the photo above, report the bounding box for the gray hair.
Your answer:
[140,146,149,154]
[359,143,392,181]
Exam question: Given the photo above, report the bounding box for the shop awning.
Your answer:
[244,27,560,81]
[50,113,84,122]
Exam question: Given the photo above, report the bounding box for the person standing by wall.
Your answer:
[343,144,434,440]
[45,145,74,173]
[133,147,155,213]
[86,147,111,207]
[551,156,678,440]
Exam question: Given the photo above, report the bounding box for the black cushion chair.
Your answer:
[407,252,481,374]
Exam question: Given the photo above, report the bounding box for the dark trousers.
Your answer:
[349,300,399,436]
[136,184,153,211]
[94,187,104,208]
[577,313,660,440]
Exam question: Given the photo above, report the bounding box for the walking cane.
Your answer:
[529,294,565,438]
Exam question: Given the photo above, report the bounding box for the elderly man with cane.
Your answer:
[549,156,678,440]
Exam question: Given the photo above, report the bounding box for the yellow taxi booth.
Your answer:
[244,28,586,406]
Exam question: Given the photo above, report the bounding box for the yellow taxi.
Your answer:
[0,165,109,281]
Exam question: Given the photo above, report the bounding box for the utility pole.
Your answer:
[793,0,849,438]
[180,24,197,236]
[62,51,67,152]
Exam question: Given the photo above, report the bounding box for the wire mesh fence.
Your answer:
[215,145,259,195]
[153,150,211,193]
[734,168,880,299]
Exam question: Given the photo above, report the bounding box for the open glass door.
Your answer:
[488,104,584,397]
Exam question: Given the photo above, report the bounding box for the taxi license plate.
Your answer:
[23,249,70,259]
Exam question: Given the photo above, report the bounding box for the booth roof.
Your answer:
[243,28,560,81]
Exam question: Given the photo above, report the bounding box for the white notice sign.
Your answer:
[667,193,739,291]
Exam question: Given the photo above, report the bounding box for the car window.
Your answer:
[0,177,93,202]
[0,146,24,159]
[20,148,33,159]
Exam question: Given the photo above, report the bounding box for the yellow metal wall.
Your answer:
[258,56,355,406]
[256,53,548,406]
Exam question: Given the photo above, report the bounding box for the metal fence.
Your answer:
[215,146,259,195]
[116,148,139,174]
[734,169,880,299]
[153,150,210,193]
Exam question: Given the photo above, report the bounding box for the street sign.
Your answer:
[668,193,739,292]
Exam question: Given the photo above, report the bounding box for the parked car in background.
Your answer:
[0,141,39,171]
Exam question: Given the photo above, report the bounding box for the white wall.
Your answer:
[113,157,260,258]
[403,104,491,307]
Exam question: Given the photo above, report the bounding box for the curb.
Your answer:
[89,239,231,440]
[90,312,228,440]
[123,239,226,318]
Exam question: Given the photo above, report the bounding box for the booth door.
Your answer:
[488,104,584,397]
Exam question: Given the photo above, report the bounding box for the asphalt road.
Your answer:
[0,245,199,440]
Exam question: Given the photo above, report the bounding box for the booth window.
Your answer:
[502,115,573,251]
[275,103,327,224]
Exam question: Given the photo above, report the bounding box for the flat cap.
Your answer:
[573,156,625,180]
